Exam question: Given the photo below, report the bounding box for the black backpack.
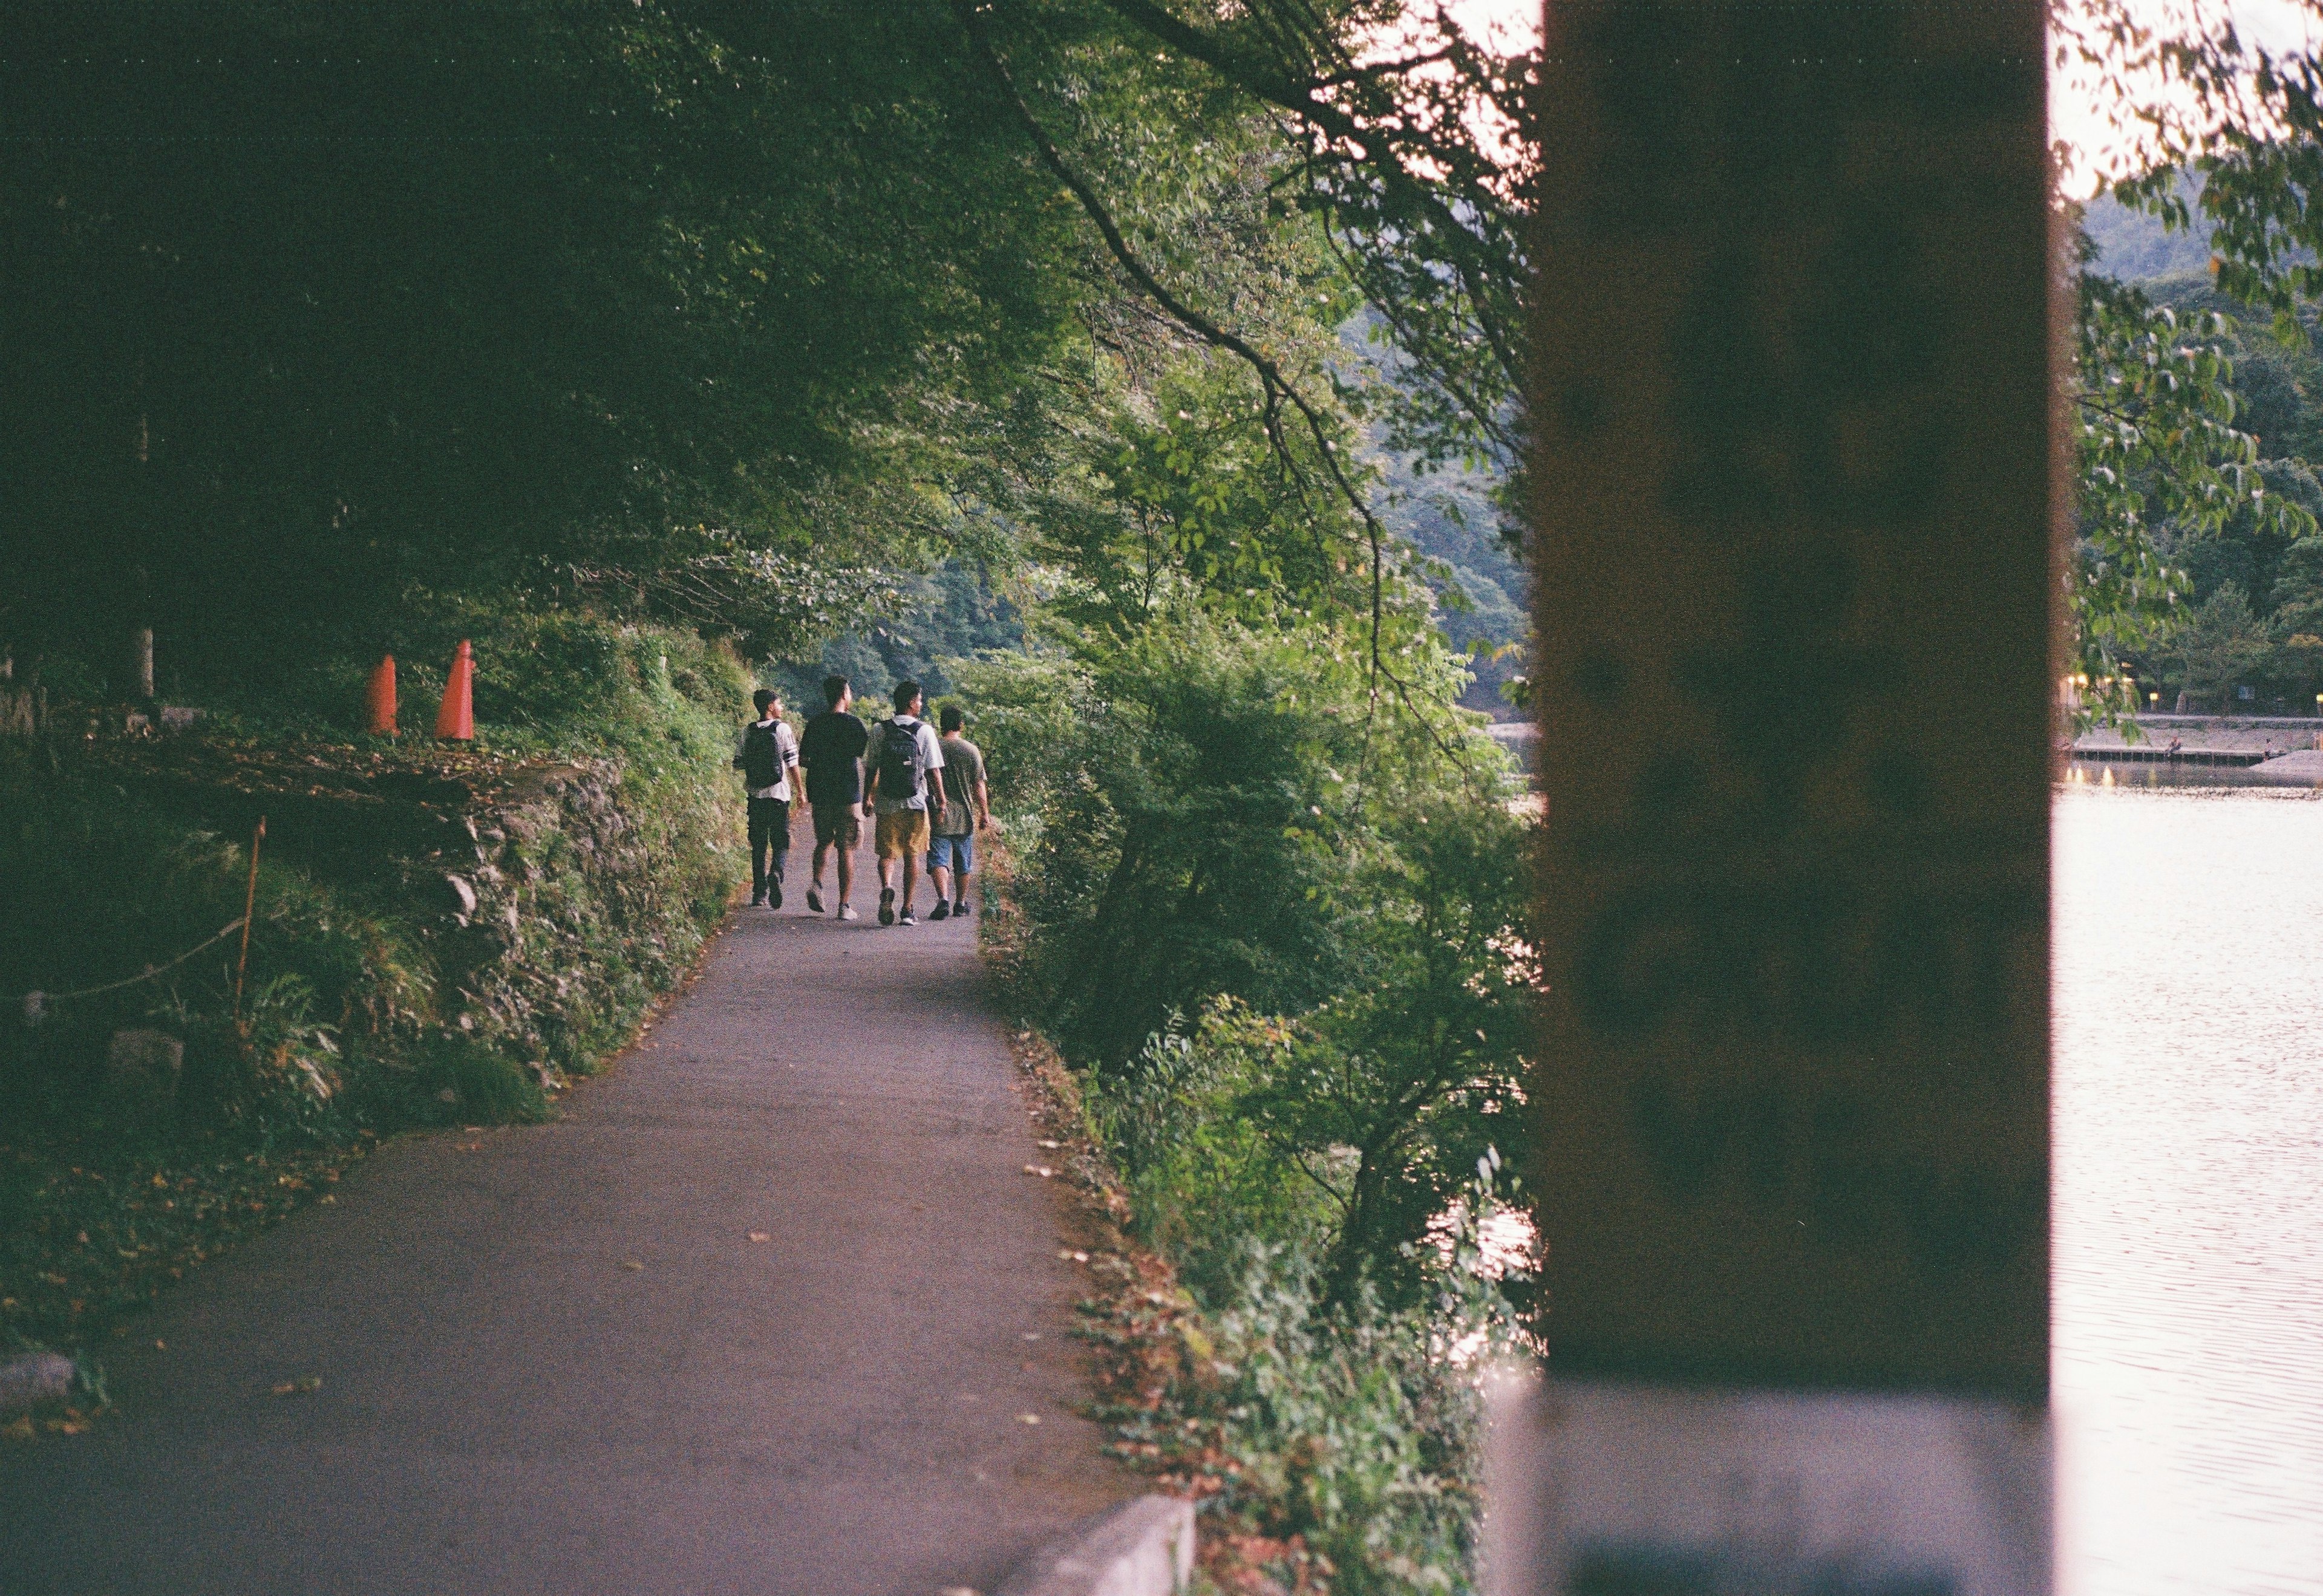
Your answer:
[876,717,922,798]
[742,721,783,791]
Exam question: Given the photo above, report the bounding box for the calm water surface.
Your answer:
[2054,781,2323,1596]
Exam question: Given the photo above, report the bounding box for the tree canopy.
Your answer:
[2,1,1541,712]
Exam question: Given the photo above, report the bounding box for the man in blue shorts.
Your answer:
[926,705,988,921]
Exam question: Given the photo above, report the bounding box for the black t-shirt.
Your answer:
[799,711,870,806]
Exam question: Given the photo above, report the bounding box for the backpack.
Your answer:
[742,721,783,791]
[876,717,922,800]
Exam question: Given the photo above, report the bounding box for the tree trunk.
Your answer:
[131,626,154,702]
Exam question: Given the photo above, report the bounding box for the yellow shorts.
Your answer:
[874,808,930,859]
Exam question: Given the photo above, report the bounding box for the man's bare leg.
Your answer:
[899,851,921,919]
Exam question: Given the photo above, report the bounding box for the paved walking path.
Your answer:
[0,841,1122,1595]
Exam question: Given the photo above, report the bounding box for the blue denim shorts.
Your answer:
[927,831,975,875]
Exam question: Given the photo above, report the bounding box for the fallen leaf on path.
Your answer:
[1022,1165,1054,1178]
[939,1587,981,1596]
[271,1375,322,1396]
[746,1231,770,1243]
[621,1260,645,1271]
[1020,1332,1041,1341]
[1016,1413,1042,1425]
[1056,1249,1089,1263]
[1036,1139,1061,1150]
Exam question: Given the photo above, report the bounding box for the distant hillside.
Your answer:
[2083,184,2212,282]
[1374,452,1529,720]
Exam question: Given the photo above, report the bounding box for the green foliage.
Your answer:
[1092,1005,1341,1298]
[969,610,1465,1073]
[2065,22,2323,720]
[1180,1255,1491,1594]
[2072,270,2269,715]
[1097,1165,1526,1596]
[2155,580,2272,712]
[975,592,1529,1298]
[0,613,746,1357]
[764,558,1024,712]
[0,1,1099,676]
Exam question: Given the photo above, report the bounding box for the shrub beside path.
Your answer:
[0,844,1123,1595]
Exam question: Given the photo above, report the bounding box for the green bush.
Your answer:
[1090,1003,1339,1301]
[973,607,1535,1594]
[1105,1169,1525,1596]
[969,613,1532,1292]
[961,614,1390,1072]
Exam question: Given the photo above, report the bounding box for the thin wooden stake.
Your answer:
[234,815,265,1029]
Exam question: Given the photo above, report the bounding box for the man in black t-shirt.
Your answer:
[798,674,871,920]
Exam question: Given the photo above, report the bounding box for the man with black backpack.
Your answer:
[861,680,945,926]
[732,688,800,908]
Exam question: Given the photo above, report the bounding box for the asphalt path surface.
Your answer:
[0,834,1122,1595]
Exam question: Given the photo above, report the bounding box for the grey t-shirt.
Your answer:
[867,715,946,815]
[933,736,985,836]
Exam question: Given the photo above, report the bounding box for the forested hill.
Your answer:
[2083,186,2214,281]
[1376,456,1527,718]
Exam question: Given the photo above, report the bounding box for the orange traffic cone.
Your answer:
[364,654,397,735]
[434,640,474,741]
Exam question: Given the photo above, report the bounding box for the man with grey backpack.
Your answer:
[861,680,945,925]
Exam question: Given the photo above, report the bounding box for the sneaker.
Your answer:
[748,890,766,907]
[837,904,858,921]
[769,881,783,910]
[806,887,825,915]
[953,897,970,917]
[898,910,916,927]
[929,900,951,922]
[878,888,896,927]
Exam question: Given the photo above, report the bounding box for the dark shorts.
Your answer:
[927,831,974,875]
[811,803,861,849]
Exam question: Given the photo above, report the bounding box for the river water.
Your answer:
[2054,774,2323,1595]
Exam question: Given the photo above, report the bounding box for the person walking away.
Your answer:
[799,675,870,920]
[863,680,944,925]
[927,705,988,922]
[733,689,800,908]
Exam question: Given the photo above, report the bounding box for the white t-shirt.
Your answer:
[869,715,946,814]
[734,718,800,801]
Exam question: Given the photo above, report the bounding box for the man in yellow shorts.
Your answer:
[862,679,946,926]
